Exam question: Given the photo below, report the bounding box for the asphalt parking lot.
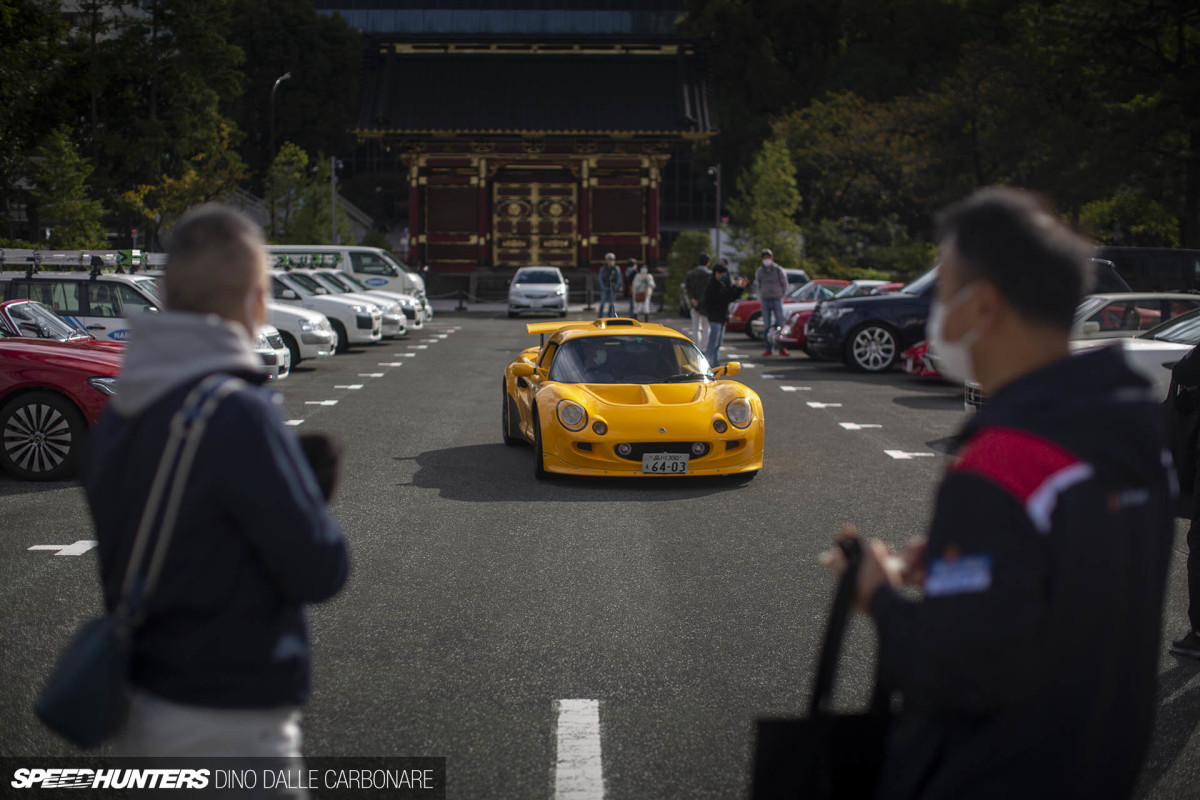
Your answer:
[1,311,1198,798]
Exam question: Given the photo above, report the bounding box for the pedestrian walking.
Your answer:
[631,264,656,322]
[625,258,639,316]
[82,205,350,759]
[684,253,713,350]
[754,249,789,356]
[597,252,623,318]
[1167,344,1200,659]
[701,262,748,366]
[820,187,1173,800]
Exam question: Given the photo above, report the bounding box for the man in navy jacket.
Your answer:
[825,188,1174,799]
[83,205,350,757]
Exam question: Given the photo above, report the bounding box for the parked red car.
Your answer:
[0,336,122,480]
[775,281,896,351]
[0,299,124,351]
[727,279,849,338]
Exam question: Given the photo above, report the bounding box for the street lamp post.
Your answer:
[269,71,292,164]
[707,164,722,260]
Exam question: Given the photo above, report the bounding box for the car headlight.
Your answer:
[557,399,588,431]
[350,304,369,314]
[726,397,753,429]
[254,332,270,350]
[88,376,119,397]
[823,306,854,320]
[554,288,564,296]
[299,319,315,331]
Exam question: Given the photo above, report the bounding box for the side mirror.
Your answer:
[1079,321,1101,336]
[718,361,742,377]
[565,278,570,285]
[512,363,536,378]
[281,289,299,300]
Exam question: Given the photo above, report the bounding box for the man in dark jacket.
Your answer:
[700,262,747,366]
[824,188,1174,799]
[684,253,713,351]
[83,205,350,757]
[1167,345,1200,659]
[597,252,623,318]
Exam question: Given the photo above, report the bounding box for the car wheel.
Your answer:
[845,323,899,372]
[533,412,549,480]
[502,383,522,446]
[0,392,87,481]
[280,332,302,368]
[745,312,762,340]
[330,320,349,354]
[507,311,517,319]
[559,311,568,318]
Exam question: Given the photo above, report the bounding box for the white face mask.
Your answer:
[761,259,772,267]
[926,284,979,385]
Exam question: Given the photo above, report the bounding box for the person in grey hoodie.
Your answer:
[81,205,349,759]
[754,248,790,355]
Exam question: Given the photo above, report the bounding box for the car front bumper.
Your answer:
[540,422,764,477]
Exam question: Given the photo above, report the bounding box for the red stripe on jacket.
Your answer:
[951,427,1083,504]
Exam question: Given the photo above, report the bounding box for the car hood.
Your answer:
[0,338,124,374]
[822,292,926,310]
[575,383,724,406]
[267,302,326,325]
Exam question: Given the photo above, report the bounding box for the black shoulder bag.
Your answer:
[34,374,243,749]
[750,538,891,799]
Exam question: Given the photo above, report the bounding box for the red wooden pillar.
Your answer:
[477,158,489,266]
[578,158,591,269]
[647,169,660,267]
[408,160,422,266]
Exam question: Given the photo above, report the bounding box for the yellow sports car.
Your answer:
[502,318,764,479]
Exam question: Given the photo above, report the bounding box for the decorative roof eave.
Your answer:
[352,128,716,139]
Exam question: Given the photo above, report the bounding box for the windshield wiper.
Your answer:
[659,372,705,383]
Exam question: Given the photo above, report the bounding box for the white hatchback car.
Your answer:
[508,266,568,318]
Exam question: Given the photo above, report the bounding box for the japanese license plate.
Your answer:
[642,453,689,474]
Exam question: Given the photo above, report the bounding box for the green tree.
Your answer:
[727,137,804,267]
[29,127,108,249]
[663,230,714,308]
[359,227,392,249]
[266,144,349,244]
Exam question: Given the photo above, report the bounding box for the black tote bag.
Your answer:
[750,538,890,799]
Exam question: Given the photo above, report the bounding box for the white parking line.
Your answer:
[759,373,785,379]
[779,386,812,392]
[407,345,429,350]
[806,402,843,409]
[885,450,936,460]
[738,362,759,368]
[358,373,384,378]
[555,699,604,800]
[378,362,405,367]
[839,423,882,430]
[393,353,417,357]
[419,339,439,343]
[28,541,97,556]
[285,419,305,426]
[305,400,339,406]
[334,385,363,390]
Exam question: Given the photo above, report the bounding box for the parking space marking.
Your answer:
[334,385,364,390]
[779,386,812,392]
[378,362,406,367]
[555,698,604,800]
[759,373,786,379]
[407,345,429,350]
[305,400,339,406]
[419,339,439,343]
[28,541,97,556]
[285,420,305,427]
[393,353,417,357]
[839,423,883,430]
[806,402,843,409]
[738,362,759,368]
[358,373,385,378]
[885,450,936,460]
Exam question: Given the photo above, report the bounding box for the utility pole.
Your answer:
[269,72,292,164]
[330,156,337,245]
[707,164,722,260]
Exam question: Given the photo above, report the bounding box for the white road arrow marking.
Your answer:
[555,699,604,800]
[284,420,305,427]
[806,402,843,409]
[334,385,363,390]
[839,423,883,430]
[885,450,936,460]
[358,373,384,378]
[305,400,339,406]
[28,541,97,556]
[779,386,812,392]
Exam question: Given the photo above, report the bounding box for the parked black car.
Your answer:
[805,266,939,371]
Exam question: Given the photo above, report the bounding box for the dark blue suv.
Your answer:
[805,266,938,371]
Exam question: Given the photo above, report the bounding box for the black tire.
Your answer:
[280,332,302,368]
[0,391,87,481]
[559,311,568,318]
[739,470,759,481]
[502,383,521,446]
[532,412,549,480]
[745,311,762,340]
[507,311,517,319]
[844,323,899,372]
[330,320,349,354]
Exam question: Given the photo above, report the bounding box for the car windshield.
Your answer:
[312,272,353,293]
[1143,307,1200,345]
[836,283,880,299]
[515,270,561,284]
[901,266,939,296]
[287,273,329,295]
[6,301,89,341]
[340,273,375,292]
[548,335,712,384]
[1073,296,1109,322]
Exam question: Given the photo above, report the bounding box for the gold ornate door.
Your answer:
[493,183,578,268]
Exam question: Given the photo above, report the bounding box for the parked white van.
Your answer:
[266,245,431,317]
